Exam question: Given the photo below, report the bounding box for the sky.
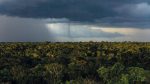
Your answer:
[0,0,150,42]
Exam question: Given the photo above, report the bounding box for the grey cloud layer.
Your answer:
[0,0,150,28]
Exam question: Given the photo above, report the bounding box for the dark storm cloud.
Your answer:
[0,0,117,21]
[0,0,150,28]
[95,17,150,28]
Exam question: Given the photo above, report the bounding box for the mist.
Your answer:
[0,15,53,42]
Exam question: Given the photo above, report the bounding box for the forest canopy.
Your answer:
[0,42,150,84]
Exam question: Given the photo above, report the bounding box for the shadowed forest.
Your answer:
[0,42,150,84]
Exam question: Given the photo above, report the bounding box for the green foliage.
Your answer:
[44,63,64,84]
[119,74,129,84]
[97,64,147,84]
[65,78,98,84]
[127,67,146,83]
[97,63,125,84]
[0,42,150,84]
[0,68,12,83]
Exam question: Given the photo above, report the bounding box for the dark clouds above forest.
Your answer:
[0,0,150,27]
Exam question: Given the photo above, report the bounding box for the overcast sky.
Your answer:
[0,0,150,42]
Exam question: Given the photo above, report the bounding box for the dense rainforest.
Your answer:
[0,42,150,84]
